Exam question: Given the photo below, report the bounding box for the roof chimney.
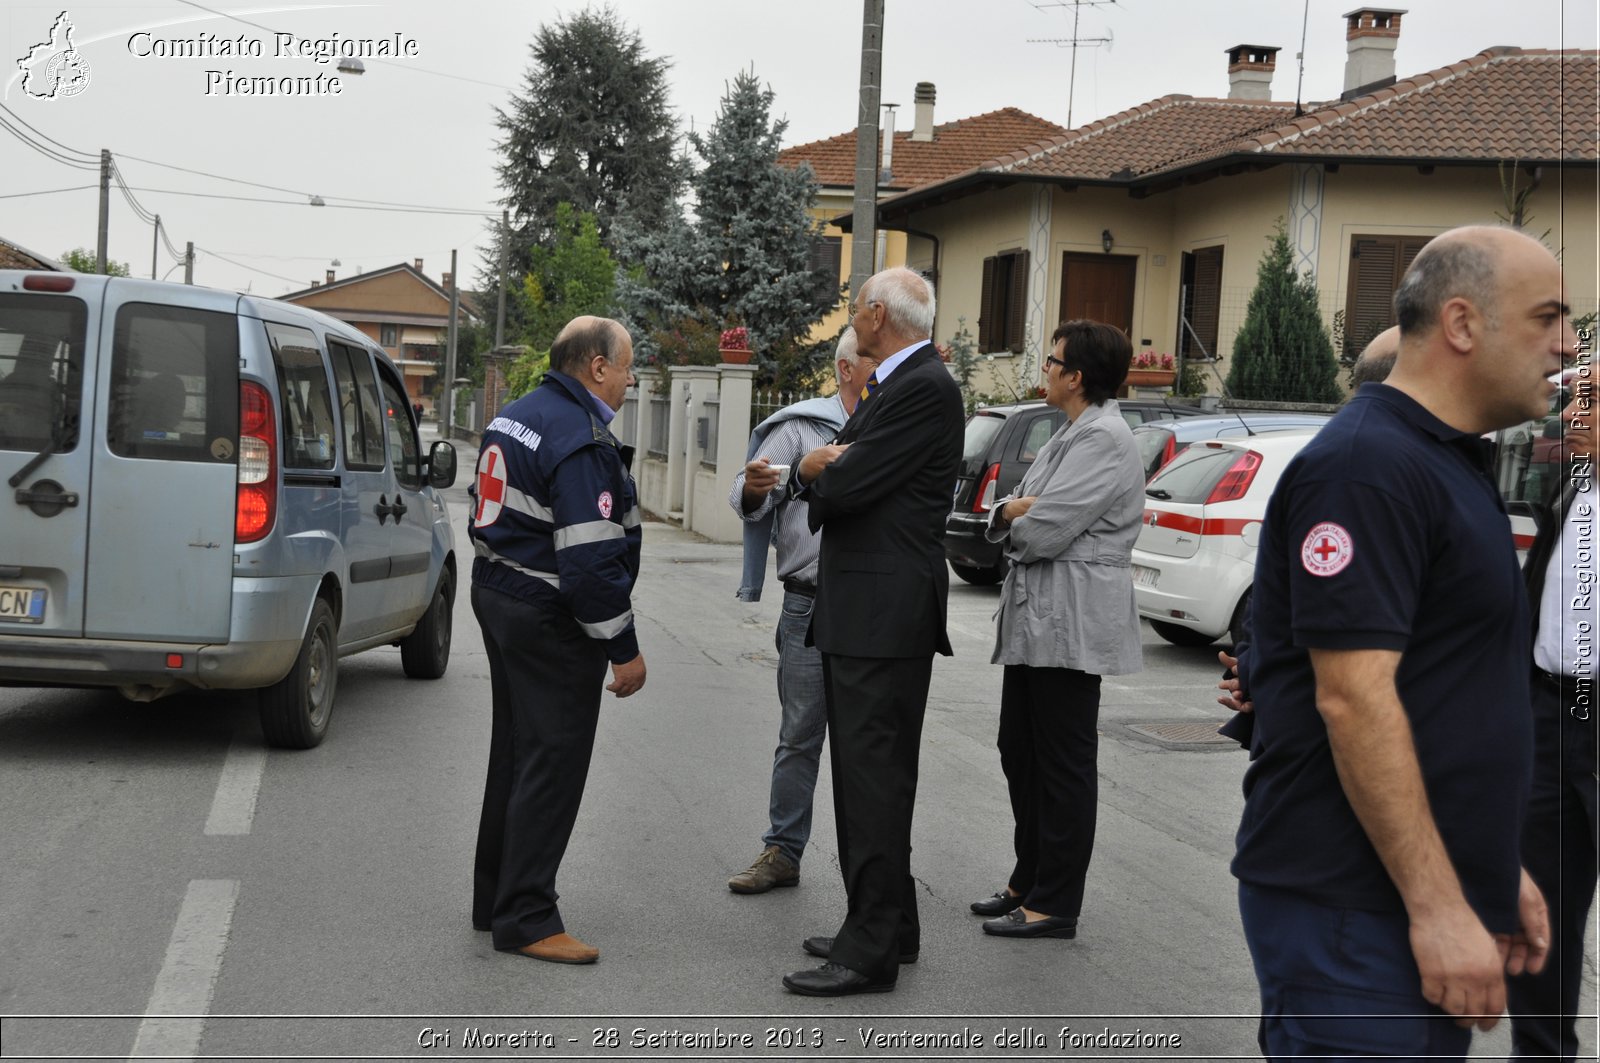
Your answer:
[912,81,935,142]
[1225,44,1279,100]
[879,103,898,185]
[442,271,453,290]
[325,268,335,285]
[414,258,423,272]
[1342,8,1405,99]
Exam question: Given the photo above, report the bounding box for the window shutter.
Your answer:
[1005,250,1030,353]
[1187,246,1223,360]
[1345,238,1401,359]
[978,256,996,352]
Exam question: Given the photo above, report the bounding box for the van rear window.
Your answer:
[0,293,86,453]
[108,303,239,462]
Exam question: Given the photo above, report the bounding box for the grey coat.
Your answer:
[985,400,1145,675]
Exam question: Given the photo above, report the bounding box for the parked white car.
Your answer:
[1131,430,1319,647]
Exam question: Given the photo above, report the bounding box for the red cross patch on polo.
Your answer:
[1301,521,1354,577]
[597,490,613,518]
[474,445,507,527]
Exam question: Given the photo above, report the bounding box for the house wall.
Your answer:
[289,271,452,316]
[808,188,910,344]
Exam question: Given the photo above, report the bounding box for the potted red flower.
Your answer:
[1125,350,1176,388]
[718,326,752,365]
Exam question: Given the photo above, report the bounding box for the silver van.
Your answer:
[0,271,458,748]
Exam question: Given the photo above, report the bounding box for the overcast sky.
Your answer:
[2,0,1594,298]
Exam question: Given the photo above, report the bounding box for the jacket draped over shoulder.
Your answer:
[986,400,1144,674]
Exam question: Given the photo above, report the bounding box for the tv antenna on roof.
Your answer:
[1027,0,1117,129]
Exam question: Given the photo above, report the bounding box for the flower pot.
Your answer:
[719,347,752,364]
[1125,369,1176,388]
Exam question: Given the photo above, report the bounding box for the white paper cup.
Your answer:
[768,463,791,487]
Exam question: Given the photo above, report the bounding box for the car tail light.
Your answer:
[972,462,1001,513]
[1206,450,1263,504]
[22,274,75,292]
[236,381,277,543]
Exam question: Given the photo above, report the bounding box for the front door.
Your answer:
[327,338,393,642]
[1060,253,1137,337]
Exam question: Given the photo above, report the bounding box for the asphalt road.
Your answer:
[0,435,1590,1061]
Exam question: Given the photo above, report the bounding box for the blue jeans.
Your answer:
[1239,882,1472,1061]
[763,589,827,864]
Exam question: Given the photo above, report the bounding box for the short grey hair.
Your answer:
[835,326,860,366]
[861,268,935,339]
[1394,230,1501,338]
[550,317,629,375]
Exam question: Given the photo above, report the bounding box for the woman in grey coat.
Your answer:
[970,320,1146,940]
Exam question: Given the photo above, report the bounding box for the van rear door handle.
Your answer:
[15,479,79,518]
[389,496,407,521]
[374,494,393,523]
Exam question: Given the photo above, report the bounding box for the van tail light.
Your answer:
[972,463,1001,513]
[1206,450,1263,504]
[22,274,75,292]
[236,381,277,543]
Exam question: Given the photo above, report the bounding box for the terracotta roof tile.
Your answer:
[0,238,60,271]
[778,106,1067,189]
[878,47,1594,210]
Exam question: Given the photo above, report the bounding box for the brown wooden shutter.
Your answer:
[1005,250,1030,353]
[1346,237,1401,359]
[978,256,996,351]
[1187,246,1223,360]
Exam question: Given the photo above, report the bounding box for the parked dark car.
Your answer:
[1131,412,1336,480]
[945,398,1206,585]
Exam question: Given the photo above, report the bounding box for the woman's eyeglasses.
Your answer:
[1044,354,1069,372]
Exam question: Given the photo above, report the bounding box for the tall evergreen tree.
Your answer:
[494,6,685,266]
[617,70,834,371]
[1226,221,1343,404]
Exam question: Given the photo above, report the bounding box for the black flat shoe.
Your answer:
[982,909,1077,939]
[782,962,896,996]
[802,935,918,964]
[970,890,1025,917]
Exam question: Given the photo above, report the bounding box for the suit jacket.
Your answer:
[806,343,964,658]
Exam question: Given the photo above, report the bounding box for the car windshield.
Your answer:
[1146,445,1238,504]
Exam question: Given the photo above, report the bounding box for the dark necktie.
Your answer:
[859,370,879,403]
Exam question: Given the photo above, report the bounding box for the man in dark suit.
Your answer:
[780,267,964,997]
[1510,368,1598,1061]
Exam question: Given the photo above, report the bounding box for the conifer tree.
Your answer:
[1226,221,1343,404]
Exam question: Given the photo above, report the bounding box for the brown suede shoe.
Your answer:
[514,932,598,965]
[728,845,800,894]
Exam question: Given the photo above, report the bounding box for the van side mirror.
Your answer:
[427,441,457,488]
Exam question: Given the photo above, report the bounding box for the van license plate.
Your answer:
[1131,565,1159,588]
[0,586,47,623]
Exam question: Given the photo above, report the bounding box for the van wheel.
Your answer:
[400,569,453,679]
[951,560,1005,586]
[1150,619,1216,647]
[260,599,338,749]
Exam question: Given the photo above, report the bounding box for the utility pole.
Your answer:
[443,248,460,441]
[184,241,194,284]
[494,209,508,348]
[96,149,111,275]
[850,0,884,301]
[151,215,159,280]
[1027,0,1116,128]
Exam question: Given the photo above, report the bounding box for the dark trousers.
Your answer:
[1510,675,1599,1061]
[471,583,606,951]
[820,652,930,982]
[998,664,1101,918]
[1239,882,1472,1061]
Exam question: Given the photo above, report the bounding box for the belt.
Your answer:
[1534,666,1589,689]
[781,578,816,597]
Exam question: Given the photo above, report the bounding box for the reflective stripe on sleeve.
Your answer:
[620,506,642,529]
[578,609,634,640]
[473,539,561,589]
[502,484,554,523]
[555,520,625,550]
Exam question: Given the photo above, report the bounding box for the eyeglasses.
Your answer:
[1044,355,1069,372]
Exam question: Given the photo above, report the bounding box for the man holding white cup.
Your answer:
[726,328,876,894]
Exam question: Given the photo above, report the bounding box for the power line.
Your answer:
[0,185,97,199]
[194,246,304,286]
[0,101,97,162]
[0,111,99,171]
[121,185,494,217]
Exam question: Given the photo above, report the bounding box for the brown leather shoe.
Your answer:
[728,845,800,894]
[514,932,598,965]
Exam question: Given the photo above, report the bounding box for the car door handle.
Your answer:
[374,494,393,524]
[390,496,407,522]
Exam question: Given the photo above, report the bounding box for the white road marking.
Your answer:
[203,727,266,836]
[128,879,239,1061]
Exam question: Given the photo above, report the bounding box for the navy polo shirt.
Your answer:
[1232,384,1531,933]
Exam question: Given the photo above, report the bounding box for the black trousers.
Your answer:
[820,652,930,982]
[1509,675,1599,1061]
[998,664,1102,918]
[471,583,607,951]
